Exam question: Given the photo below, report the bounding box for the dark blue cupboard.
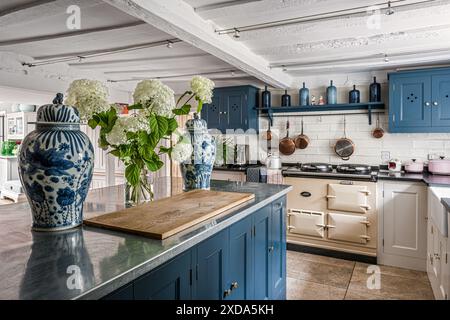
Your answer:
[103,197,286,300]
[201,86,259,133]
[389,67,450,132]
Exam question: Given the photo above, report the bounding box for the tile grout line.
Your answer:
[343,262,356,300]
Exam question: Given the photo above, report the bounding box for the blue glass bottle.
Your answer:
[326,80,337,104]
[349,85,360,104]
[262,85,271,108]
[369,76,381,102]
[299,82,309,106]
[281,90,291,107]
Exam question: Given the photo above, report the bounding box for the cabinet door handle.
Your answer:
[425,102,431,106]
[433,101,439,106]
[223,111,228,115]
[223,289,232,298]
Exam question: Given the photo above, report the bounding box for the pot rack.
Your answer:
[255,102,385,126]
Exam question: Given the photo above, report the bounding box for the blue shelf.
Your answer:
[255,102,385,125]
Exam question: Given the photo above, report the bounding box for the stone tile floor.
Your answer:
[287,250,434,300]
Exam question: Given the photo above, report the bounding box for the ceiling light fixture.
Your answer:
[384,54,390,62]
[231,71,235,76]
[386,1,395,15]
[233,28,241,39]
[215,0,436,35]
[22,38,181,67]
[282,66,288,72]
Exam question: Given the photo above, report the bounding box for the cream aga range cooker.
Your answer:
[283,163,379,258]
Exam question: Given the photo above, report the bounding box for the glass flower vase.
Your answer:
[124,171,154,207]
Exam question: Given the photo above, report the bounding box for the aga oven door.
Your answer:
[327,183,371,214]
[327,213,371,244]
[288,209,326,238]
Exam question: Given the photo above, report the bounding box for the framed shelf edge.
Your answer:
[255,102,385,125]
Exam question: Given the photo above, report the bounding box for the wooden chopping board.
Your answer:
[84,189,255,240]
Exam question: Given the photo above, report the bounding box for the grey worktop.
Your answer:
[213,164,262,172]
[0,178,292,300]
[378,171,450,187]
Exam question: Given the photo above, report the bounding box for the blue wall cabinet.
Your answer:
[134,250,192,300]
[201,86,259,133]
[195,230,229,300]
[101,197,286,300]
[228,215,253,300]
[270,199,287,300]
[432,74,450,127]
[389,67,450,132]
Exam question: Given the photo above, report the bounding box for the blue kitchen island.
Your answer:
[0,178,292,300]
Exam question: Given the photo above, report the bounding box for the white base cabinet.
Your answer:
[427,220,449,300]
[427,188,449,300]
[378,181,428,271]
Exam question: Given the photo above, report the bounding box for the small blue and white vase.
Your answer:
[18,93,94,231]
[180,113,216,191]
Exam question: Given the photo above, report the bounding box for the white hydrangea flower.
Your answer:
[172,141,193,163]
[190,76,215,103]
[105,116,149,146]
[105,117,128,146]
[133,80,176,117]
[65,79,110,120]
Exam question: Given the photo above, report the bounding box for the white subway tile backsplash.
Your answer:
[261,113,450,165]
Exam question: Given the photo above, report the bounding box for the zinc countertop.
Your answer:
[0,178,291,300]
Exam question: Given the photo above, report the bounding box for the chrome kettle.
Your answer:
[265,152,282,170]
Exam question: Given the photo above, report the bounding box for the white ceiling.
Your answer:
[0,0,263,93]
[185,0,450,78]
[1,0,450,93]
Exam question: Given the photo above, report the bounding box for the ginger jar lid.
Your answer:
[185,113,207,133]
[36,93,80,124]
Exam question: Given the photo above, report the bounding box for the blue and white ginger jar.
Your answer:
[18,93,94,231]
[181,113,216,191]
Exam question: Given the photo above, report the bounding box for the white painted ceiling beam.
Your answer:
[0,0,103,28]
[194,0,263,12]
[0,21,145,47]
[102,0,293,88]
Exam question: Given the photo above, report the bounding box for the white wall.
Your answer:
[259,71,450,165]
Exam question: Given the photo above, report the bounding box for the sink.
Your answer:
[429,187,450,237]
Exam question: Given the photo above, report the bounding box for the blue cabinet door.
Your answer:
[432,74,450,127]
[270,197,287,300]
[228,215,253,300]
[253,205,271,300]
[196,230,228,300]
[390,75,432,131]
[134,250,192,300]
[102,283,134,300]
[222,89,246,133]
[202,94,222,131]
